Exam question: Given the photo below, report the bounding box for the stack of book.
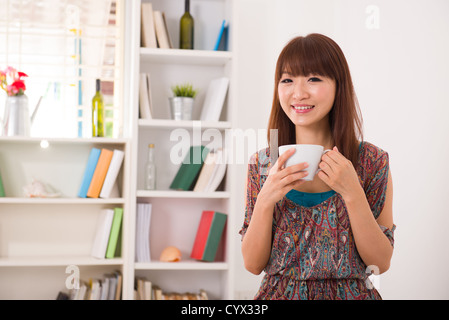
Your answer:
[57,270,122,300]
[135,276,208,300]
[141,3,173,49]
[169,145,227,192]
[91,207,123,259]
[191,210,227,262]
[135,203,152,263]
[78,147,125,199]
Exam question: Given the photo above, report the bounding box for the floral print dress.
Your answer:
[239,141,396,300]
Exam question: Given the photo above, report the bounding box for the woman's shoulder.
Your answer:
[249,147,272,165]
[358,141,389,187]
[358,141,389,165]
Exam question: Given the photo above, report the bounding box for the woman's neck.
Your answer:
[295,125,334,150]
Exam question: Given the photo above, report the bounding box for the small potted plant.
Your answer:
[169,82,197,120]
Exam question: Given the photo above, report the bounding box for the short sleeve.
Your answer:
[364,148,389,219]
[239,151,261,240]
[379,224,396,248]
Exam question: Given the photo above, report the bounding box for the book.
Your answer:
[135,203,152,262]
[191,211,227,262]
[153,11,172,49]
[203,148,227,192]
[141,3,157,48]
[193,149,227,192]
[169,145,210,191]
[0,169,5,197]
[78,148,101,198]
[139,73,153,120]
[105,207,123,258]
[200,77,230,121]
[87,148,114,198]
[114,270,122,300]
[214,20,229,51]
[99,149,125,198]
[91,208,114,259]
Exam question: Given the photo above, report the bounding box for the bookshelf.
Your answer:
[0,137,130,299]
[127,0,236,299]
[0,0,236,300]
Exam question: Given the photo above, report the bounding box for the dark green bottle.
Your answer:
[92,79,104,137]
[180,0,194,49]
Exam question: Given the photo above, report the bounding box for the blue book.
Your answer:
[214,20,228,51]
[78,148,101,198]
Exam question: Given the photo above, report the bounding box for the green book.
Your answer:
[169,145,209,191]
[105,207,123,258]
[202,212,227,261]
[190,211,227,262]
[0,170,5,197]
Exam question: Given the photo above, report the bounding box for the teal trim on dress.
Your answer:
[286,189,336,207]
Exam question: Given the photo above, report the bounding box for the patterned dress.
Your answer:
[239,141,396,300]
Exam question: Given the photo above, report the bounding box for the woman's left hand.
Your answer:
[317,146,362,200]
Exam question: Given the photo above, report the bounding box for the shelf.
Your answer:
[136,190,230,199]
[138,119,231,130]
[0,256,124,267]
[135,260,228,271]
[0,136,129,145]
[140,48,232,66]
[0,197,125,204]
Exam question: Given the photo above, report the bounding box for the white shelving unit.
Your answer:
[126,0,236,300]
[0,137,131,299]
[0,0,237,300]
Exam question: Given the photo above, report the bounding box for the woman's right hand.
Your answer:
[258,148,309,206]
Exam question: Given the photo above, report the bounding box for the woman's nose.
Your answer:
[293,81,309,99]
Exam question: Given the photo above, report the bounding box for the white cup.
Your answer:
[278,144,331,181]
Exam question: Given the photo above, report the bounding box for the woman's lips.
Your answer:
[292,105,314,113]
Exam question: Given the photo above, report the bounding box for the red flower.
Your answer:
[0,66,28,96]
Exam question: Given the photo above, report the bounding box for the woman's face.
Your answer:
[278,72,336,129]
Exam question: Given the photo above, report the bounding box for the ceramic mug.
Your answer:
[278,144,331,181]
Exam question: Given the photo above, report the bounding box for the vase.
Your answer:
[169,97,194,120]
[2,94,30,136]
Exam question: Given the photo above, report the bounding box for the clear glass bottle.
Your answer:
[145,143,156,190]
[179,0,194,49]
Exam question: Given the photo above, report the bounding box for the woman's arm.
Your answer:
[318,147,394,274]
[241,148,309,275]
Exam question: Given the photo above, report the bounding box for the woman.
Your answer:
[239,33,395,300]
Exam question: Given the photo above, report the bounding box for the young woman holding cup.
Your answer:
[240,33,395,300]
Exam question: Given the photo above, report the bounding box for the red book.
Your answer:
[191,211,227,262]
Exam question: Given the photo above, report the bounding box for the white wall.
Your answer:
[233,0,449,299]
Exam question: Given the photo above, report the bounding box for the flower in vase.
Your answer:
[0,66,28,96]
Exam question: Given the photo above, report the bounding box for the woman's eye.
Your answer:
[308,77,322,82]
[280,78,292,83]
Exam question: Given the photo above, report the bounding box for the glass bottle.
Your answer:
[179,0,194,49]
[145,144,156,190]
[92,78,104,137]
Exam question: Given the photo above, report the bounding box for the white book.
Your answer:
[139,73,153,120]
[91,209,114,259]
[153,11,171,49]
[204,148,227,192]
[200,77,230,121]
[136,203,152,262]
[141,3,157,48]
[99,149,125,198]
[193,151,218,192]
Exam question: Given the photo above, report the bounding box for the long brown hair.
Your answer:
[267,33,363,168]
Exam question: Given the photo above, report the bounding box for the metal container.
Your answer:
[169,97,194,121]
[2,94,30,136]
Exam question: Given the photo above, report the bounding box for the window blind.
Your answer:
[0,0,124,138]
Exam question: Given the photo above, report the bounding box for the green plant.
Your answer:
[171,83,197,98]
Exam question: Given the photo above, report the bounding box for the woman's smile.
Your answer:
[292,104,315,113]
